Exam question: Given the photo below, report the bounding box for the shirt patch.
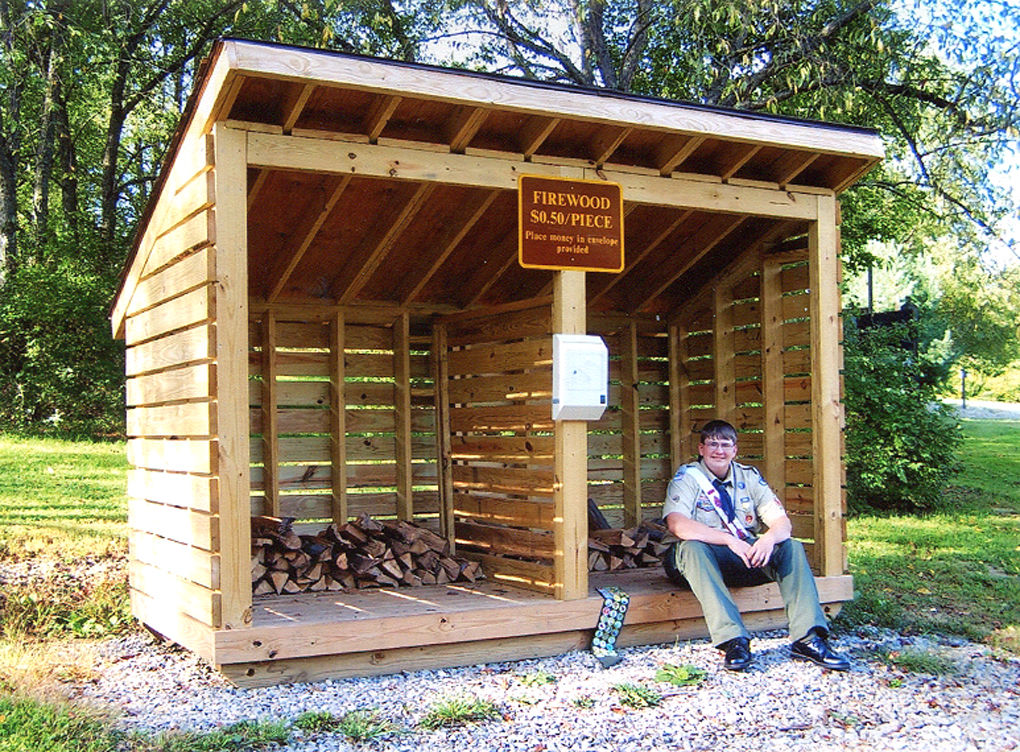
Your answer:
[672,467,687,481]
[739,496,750,505]
[758,477,769,486]
[737,481,746,490]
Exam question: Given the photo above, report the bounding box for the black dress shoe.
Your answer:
[720,636,753,671]
[791,632,850,671]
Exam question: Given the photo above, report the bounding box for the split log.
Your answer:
[586,518,680,572]
[251,514,485,595]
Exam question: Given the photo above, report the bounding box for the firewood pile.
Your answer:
[251,514,484,596]
[587,519,678,572]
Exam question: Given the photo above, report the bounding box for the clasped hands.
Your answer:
[727,534,775,568]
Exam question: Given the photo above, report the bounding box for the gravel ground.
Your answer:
[943,399,1020,421]
[67,626,1019,752]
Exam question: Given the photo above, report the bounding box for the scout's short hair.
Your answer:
[699,419,738,445]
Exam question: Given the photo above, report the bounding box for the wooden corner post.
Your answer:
[808,194,844,577]
[553,270,589,600]
[212,124,252,630]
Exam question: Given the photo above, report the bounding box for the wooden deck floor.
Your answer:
[214,571,852,686]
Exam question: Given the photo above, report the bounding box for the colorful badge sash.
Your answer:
[591,586,629,668]
[686,465,751,541]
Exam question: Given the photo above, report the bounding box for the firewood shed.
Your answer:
[110,38,884,686]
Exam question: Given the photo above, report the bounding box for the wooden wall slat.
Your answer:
[128,468,217,513]
[129,531,219,590]
[127,402,213,438]
[126,326,213,377]
[128,438,216,475]
[125,285,213,345]
[129,559,219,627]
[128,496,217,550]
[126,363,213,407]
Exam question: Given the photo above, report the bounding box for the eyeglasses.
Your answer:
[702,440,735,450]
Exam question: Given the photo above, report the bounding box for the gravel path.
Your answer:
[69,626,1019,752]
[943,399,1020,421]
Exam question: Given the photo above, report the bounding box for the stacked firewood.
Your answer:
[587,519,678,572]
[252,514,484,596]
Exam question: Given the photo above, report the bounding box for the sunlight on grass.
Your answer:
[0,435,128,559]
[840,419,1020,650]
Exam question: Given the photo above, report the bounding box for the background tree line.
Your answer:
[0,0,1017,508]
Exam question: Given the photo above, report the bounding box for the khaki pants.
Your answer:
[664,538,828,647]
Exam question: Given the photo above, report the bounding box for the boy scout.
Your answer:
[663,419,850,672]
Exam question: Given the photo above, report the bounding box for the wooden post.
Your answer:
[620,321,641,528]
[212,124,251,630]
[260,312,280,517]
[713,282,736,424]
[809,194,844,577]
[669,321,693,466]
[432,322,455,548]
[553,270,588,600]
[760,256,786,492]
[393,312,413,521]
[329,312,347,525]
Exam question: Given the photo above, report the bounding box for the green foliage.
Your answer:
[418,696,499,730]
[0,262,124,436]
[0,575,130,641]
[126,720,290,752]
[0,695,118,752]
[611,683,661,708]
[877,647,956,675]
[843,319,962,513]
[837,419,1020,648]
[572,695,595,708]
[516,669,556,686]
[654,663,706,687]
[292,711,338,733]
[334,709,401,742]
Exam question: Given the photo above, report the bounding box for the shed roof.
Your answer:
[116,38,884,323]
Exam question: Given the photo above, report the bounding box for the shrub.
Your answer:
[843,319,961,513]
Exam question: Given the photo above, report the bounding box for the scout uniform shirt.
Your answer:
[663,459,786,537]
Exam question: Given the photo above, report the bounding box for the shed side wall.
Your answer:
[123,133,220,657]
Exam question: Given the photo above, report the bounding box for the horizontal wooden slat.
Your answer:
[453,494,555,529]
[126,363,214,407]
[128,438,216,475]
[125,285,213,345]
[783,319,811,347]
[126,325,213,377]
[447,370,551,404]
[251,407,435,435]
[129,559,219,627]
[129,530,219,590]
[586,458,671,482]
[250,490,440,520]
[449,435,555,462]
[731,300,762,327]
[142,197,214,278]
[127,401,213,438]
[130,589,214,661]
[455,520,555,559]
[128,468,217,513]
[250,461,436,490]
[444,306,551,346]
[449,404,553,433]
[459,552,555,595]
[131,247,214,316]
[781,264,810,294]
[782,347,811,373]
[785,459,813,485]
[733,327,762,353]
[685,333,713,358]
[128,496,217,550]
[452,465,555,496]
[447,339,552,377]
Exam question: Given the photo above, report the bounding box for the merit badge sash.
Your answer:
[591,586,629,668]
[686,466,751,542]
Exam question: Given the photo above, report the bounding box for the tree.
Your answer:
[441,0,1020,269]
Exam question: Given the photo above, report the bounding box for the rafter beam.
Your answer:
[364,95,401,143]
[631,215,748,313]
[446,106,489,153]
[267,175,352,302]
[404,189,500,305]
[281,83,315,134]
[656,135,705,176]
[335,183,435,303]
[520,117,559,158]
[591,126,632,165]
[721,145,762,181]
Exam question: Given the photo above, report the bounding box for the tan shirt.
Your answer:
[663,459,786,536]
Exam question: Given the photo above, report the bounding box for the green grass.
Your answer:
[611,683,661,708]
[839,419,1020,649]
[0,694,117,752]
[0,436,128,560]
[876,647,957,675]
[418,696,499,730]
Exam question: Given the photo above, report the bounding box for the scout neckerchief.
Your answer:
[686,464,751,541]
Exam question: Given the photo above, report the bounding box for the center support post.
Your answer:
[553,270,589,600]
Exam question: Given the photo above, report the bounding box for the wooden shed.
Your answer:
[110,38,883,686]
